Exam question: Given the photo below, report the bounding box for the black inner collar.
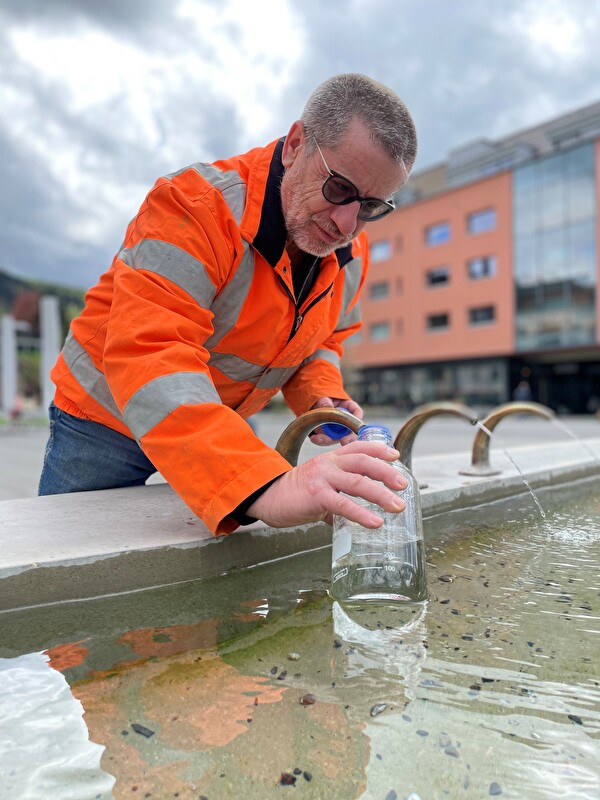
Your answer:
[252,136,356,277]
[252,138,287,268]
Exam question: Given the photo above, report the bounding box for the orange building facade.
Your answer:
[345,102,600,413]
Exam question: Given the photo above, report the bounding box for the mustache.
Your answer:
[318,220,353,244]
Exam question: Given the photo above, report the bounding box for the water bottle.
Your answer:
[330,424,427,606]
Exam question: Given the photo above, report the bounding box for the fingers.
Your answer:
[339,431,357,446]
[334,439,400,464]
[337,398,363,419]
[327,453,407,519]
[308,397,364,446]
[308,397,338,445]
[309,431,336,446]
[329,492,387,529]
[331,453,406,495]
[312,397,335,409]
[246,443,407,530]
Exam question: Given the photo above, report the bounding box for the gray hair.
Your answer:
[300,73,417,181]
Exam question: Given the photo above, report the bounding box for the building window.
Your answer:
[396,277,404,295]
[396,319,404,336]
[467,255,497,280]
[370,321,391,341]
[425,221,451,246]
[467,208,497,234]
[426,313,450,331]
[469,305,496,325]
[513,144,596,352]
[370,239,392,263]
[369,281,390,300]
[426,266,451,287]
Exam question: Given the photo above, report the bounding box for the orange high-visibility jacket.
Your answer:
[51,138,370,534]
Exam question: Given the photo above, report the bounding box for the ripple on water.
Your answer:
[404,491,600,798]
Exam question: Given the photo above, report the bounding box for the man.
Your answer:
[39,73,417,536]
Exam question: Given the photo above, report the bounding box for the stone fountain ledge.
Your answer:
[1,438,599,612]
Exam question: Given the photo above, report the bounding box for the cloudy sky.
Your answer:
[2,0,599,290]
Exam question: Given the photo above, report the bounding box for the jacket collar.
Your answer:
[252,138,287,267]
[252,138,354,270]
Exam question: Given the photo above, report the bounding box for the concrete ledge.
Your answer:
[0,485,330,611]
[1,439,599,611]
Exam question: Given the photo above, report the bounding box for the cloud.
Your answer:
[0,0,599,289]
[0,0,172,38]
[0,0,304,286]
[292,0,600,167]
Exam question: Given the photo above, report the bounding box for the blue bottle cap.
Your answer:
[321,422,351,439]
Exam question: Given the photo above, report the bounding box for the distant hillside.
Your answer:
[0,268,85,335]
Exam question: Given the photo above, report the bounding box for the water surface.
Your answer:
[1,481,599,799]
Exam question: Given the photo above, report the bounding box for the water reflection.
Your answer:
[332,601,427,703]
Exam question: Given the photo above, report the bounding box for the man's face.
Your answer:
[280,118,406,257]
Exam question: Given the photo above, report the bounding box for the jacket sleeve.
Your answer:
[102,176,292,535]
[281,235,369,416]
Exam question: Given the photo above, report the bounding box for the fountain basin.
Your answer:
[1,429,600,800]
[1,436,599,611]
[1,476,599,800]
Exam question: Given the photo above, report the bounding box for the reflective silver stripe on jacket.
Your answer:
[63,331,221,438]
[118,166,248,306]
[63,163,255,435]
[124,372,221,441]
[122,164,253,344]
[255,365,301,389]
[208,352,300,389]
[300,348,341,371]
[166,164,247,226]
[335,256,362,331]
[204,242,255,350]
[62,332,124,422]
[118,240,217,307]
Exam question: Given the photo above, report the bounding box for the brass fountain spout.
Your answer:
[275,408,363,466]
[394,402,479,473]
[459,400,555,477]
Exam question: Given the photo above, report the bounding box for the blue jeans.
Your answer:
[38,404,157,496]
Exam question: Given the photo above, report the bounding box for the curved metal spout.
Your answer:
[459,401,555,477]
[275,408,364,466]
[393,402,479,473]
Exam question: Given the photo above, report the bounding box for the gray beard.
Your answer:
[285,218,351,258]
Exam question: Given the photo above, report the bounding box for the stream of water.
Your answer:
[551,418,600,465]
[474,420,548,519]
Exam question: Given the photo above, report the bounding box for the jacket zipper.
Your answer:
[276,274,334,343]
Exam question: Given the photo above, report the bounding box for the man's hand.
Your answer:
[247,440,407,529]
[309,396,364,446]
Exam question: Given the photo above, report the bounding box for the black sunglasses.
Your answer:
[313,139,395,222]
